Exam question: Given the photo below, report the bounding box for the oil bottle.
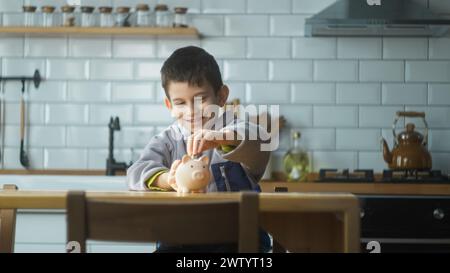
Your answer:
[283,131,309,182]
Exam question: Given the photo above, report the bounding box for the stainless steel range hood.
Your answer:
[305,0,450,37]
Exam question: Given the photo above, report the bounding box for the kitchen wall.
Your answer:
[1,0,450,173]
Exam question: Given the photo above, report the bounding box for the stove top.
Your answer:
[317,169,450,184]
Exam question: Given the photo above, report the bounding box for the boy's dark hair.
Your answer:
[160,46,223,99]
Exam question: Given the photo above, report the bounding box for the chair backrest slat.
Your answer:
[0,184,18,253]
[67,191,259,253]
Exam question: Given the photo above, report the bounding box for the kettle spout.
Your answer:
[381,138,392,164]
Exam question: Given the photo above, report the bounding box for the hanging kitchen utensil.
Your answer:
[381,111,432,172]
[19,80,29,169]
[0,69,42,169]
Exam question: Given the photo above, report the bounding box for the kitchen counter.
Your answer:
[260,182,450,195]
[0,190,360,253]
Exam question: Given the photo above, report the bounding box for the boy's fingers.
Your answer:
[193,131,204,156]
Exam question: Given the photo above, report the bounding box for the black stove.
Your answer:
[317,168,450,184]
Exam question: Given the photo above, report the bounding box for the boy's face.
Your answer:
[164,82,229,133]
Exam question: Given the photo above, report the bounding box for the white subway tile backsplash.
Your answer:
[247,38,290,59]
[336,83,381,105]
[226,83,246,103]
[191,15,224,36]
[2,12,22,26]
[337,38,382,59]
[89,104,133,125]
[66,126,108,148]
[406,61,450,82]
[245,83,290,104]
[404,106,450,129]
[0,37,24,57]
[269,60,313,81]
[87,149,132,170]
[270,15,308,36]
[0,0,23,12]
[202,37,246,59]
[90,60,133,80]
[134,104,174,124]
[47,59,89,80]
[312,151,357,171]
[69,38,112,58]
[135,60,164,80]
[429,38,450,59]
[112,82,154,102]
[292,0,335,14]
[336,129,380,151]
[157,0,201,13]
[202,0,246,14]
[358,152,386,172]
[382,83,428,105]
[112,38,155,58]
[156,38,201,58]
[225,15,269,36]
[4,103,45,125]
[431,153,450,173]
[25,37,67,57]
[383,38,428,59]
[293,128,336,150]
[27,81,67,103]
[45,104,89,125]
[67,81,111,102]
[314,60,358,82]
[2,58,46,77]
[360,61,405,82]
[116,126,156,149]
[2,148,44,169]
[293,37,336,59]
[224,60,268,81]
[279,105,313,127]
[248,0,291,14]
[292,83,335,104]
[359,106,404,128]
[313,106,358,127]
[428,84,450,105]
[430,130,450,152]
[44,148,88,169]
[28,126,66,148]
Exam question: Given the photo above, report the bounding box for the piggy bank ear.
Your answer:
[181,154,191,164]
[199,155,209,164]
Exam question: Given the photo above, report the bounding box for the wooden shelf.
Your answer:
[0,26,200,37]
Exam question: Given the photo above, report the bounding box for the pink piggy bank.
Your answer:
[175,155,211,193]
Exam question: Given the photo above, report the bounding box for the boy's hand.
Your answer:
[187,129,241,156]
[166,159,181,191]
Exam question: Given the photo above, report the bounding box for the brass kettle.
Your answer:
[381,111,432,170]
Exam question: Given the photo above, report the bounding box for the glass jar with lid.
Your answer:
[115,6,131,27]
[173,7,188,28]
[41,6,56,27]
[155,4,170,27]
[99,6,113,27]
[23,5,37,26]
[136,4,150,27]
[80,6,95,27]
[61,5,76,27]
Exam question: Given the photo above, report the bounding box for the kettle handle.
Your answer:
[393,111,428,146]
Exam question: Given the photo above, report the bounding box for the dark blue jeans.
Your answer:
[154,229,272,253]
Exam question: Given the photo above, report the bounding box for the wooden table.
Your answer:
[0,190,360,253]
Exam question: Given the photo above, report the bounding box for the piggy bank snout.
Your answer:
[192,170,206,180]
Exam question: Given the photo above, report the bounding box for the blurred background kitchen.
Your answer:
[0,0,449,174]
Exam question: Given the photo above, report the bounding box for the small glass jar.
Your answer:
[155,4,170,27]
[41,6,56,27]
[173,7,188,28]
[61,5,76,27]
[115,6,131,27]
[80,6,95,27]
[136,4,150,27]
[99,6,113,27]
[23,5,37,27]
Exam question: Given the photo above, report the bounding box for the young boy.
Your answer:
[126,46,271,252]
